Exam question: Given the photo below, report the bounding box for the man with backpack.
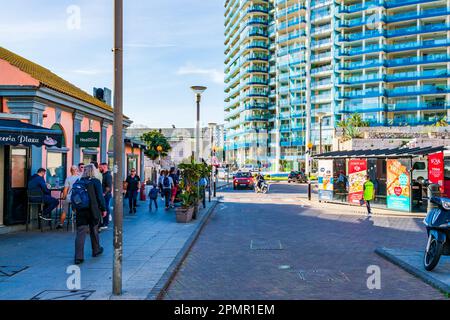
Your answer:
[71,164,106,265]
[162,171,174,210]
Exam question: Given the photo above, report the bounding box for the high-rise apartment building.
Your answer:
[224,0,450,172]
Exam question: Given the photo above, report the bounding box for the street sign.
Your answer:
[76,132,100,147]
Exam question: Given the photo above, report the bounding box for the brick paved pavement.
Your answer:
[164,183,446,300]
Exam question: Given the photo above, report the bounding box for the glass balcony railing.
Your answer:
[339,74,384,84]
[339,59,384,70]
[386,7,450,23]
[339,44,386,56]
[340,88,384,99]
[387,84,450,97]
[338,0,384,14]
[338,103,386,113]
[244,103,268,110]
[280,138,305,147]
[387,38,450,53]
[387,101,450,112]
[311,52,332,61]
[311,65,333,74]
[339,29,385,42]
[276,3,307,19]
[386,69,449,82]
[387,23,450,38]
[387,54,450,67]
[339,16,384,28]
[245,114,270,121]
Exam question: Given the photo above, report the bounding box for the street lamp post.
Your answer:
[191,86,207,163]
[208,123,217,200]
[112,0,124,296]
[316,112,327,155]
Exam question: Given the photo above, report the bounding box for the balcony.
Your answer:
[245,114,270,122]
[386,7,450,23]
[339,74,384,85]
[276,3,307,19]
[386,69,450,82]
[387,54,450,67]
[339,44,386,56]
[338,103,387,113]
[340,88,384,99]
[387,38,450,53]
[387,101,450,112]
[387,84,450,97]
[311,52,332,62]
[338,0,384,14]
[280,138,305,147]
[244,102,269,110]
[387,23,450,38]
[339,59,384,71]
[339,29,385,42]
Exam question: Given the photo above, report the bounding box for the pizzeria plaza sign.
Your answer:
[0,133,61,148]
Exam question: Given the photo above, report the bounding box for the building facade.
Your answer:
[0,47,146,229]
[224,0,450,172]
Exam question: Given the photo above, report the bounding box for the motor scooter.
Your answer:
[255,180,269,194]
[423,196,450,271]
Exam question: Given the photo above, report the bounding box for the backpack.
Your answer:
[149,187,159,199]
[71,179,91,211]
[163,177,171,189]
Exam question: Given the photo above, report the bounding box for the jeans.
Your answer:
[43,195,59,217]
[149,198,158,210]
[366,200,371,214]
[163,189,171,208]
[128,190,138,212]
[102,193,112,226]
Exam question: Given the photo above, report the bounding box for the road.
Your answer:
[163,182,445,300]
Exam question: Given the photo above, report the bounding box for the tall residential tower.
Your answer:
[225,0,450,172]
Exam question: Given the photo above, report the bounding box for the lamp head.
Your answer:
[191,86,207,95]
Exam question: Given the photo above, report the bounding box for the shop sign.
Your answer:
[387,159,411,212]
[428,152,444,193]
[348,159,367,205]
[0,132,61,148]
[77,132,100,147]
[318,160,334,201]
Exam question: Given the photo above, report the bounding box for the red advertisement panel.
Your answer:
[348,159,367,205]
[428,152,444,193]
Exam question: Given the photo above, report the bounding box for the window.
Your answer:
[47,152,67,188]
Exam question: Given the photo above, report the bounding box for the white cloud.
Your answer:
[177,63,224,84]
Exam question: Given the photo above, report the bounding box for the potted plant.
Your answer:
[175,191,195,223]
[177,159,212,221]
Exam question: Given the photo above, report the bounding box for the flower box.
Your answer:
[176,206,194,223]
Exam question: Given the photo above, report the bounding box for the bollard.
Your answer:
[427,183,441,212]
[308,181,312,201]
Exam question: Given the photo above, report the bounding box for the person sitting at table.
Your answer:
[28,168,59,220]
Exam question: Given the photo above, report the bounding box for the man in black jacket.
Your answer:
[28,168,59,218]
[99,163,113,230]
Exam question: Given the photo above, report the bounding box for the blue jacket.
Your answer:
[28,174,51,196]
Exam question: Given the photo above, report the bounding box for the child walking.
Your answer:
[148,182,159,211]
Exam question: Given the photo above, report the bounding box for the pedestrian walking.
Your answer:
[99,163,112,230]
[161,171,174,210]
[125,168,141,214]
[169,167,179,208]
[73,164,106,265]
[363,175,375,215]
[199,176,208,209]
[57,165,80,229]
[148,182,159,211]
[28,168,59,221]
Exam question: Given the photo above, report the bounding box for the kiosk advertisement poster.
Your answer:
[428,152,444,193]
[387,159,411,212]
[348,159,367,204]
[318,160,334,201]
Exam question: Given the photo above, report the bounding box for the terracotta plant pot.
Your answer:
[176,206,194,223]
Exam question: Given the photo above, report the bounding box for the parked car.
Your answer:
[288,171,307,183]
[217,167,228,180]
[233,171,255,190]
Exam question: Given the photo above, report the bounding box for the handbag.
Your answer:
[359,198,365,206]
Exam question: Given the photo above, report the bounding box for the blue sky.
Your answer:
[0,0,224,128]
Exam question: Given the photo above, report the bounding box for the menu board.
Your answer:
[387,159,411,212]
[428,152,444,193]
[348,159,367,204]
[318,160,334,201]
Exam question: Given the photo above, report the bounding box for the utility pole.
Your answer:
[305,1,312,177]
[112,0,123,296]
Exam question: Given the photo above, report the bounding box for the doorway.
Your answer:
[4,146,30,225]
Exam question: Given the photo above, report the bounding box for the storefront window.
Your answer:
[11,148,27,188]
[127,155,137,175]
[47,152,67,188]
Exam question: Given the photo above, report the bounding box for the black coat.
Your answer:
[76,177,106,226]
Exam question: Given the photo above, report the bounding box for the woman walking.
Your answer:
[74,164,107,265]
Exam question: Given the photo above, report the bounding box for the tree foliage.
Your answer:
[141,130,172,160]
[337,113,370,141]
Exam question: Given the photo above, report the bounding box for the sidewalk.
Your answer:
[0,195,220,300]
